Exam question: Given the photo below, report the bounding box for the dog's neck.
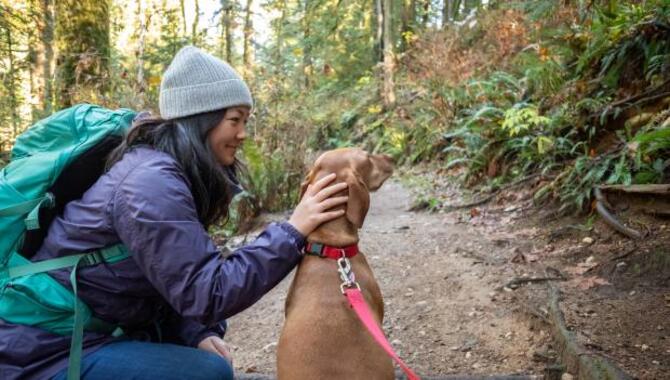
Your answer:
[306,216,359,247]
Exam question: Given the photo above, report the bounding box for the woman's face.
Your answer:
[208,106,250,166]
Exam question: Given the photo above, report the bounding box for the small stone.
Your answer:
[450,346,460,351]
[616,262,627,268]
[562,374,574,380]
[465,351,472,359]
[641,344,649,351]
[582,237,594,244]
[262,342,277,352]
[391,339,402,346]
[629,290,636,296]
[658,325,664,331]
[652,360,660,365]
[585,255,596,264]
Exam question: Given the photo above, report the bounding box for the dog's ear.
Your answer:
[366,154,394,191]
[345,170,370,228]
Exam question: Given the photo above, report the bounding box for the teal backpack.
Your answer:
[0,104,136,380]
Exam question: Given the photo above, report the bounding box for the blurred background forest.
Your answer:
[1,0,669,231]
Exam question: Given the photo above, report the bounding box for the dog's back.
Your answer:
[277,254,394,380]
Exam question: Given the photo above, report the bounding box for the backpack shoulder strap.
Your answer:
[0,244,130,281]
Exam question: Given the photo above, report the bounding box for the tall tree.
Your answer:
[381,0,395,106]
[180,0,188,37]
[1,9,20,136]
[301,0,313,88]
[273,0,287,77]
[443,0,462,26]
[136,0,147,107]
[219,0,235,63]
[54,0,111,108]
[192,0,200,45]
[0,4,29,137]
[420,0,430,26]
[242,0,254,69]
[400,0,416,51]
[374,0,383,63]
[33,0,54,118]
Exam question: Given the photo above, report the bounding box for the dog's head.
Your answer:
[300,148,394,244]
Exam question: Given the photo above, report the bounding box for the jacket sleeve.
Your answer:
[110,159,304,326]
[163,311,227,347]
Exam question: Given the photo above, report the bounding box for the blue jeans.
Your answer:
[52,340,233,380]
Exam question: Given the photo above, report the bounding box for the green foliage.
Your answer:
[500,104,550,137]
[241,139,301,213]
[574,0,670,90]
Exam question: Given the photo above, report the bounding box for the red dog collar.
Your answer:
[305,242,358,259]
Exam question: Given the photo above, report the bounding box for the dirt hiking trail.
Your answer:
[224,181,552,378]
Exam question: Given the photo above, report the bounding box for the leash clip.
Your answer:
[337,250,360,294]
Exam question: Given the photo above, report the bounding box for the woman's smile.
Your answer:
[208,106,250,166]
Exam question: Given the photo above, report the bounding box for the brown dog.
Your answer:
[277,148,395,380]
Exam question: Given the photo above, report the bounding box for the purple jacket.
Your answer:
[0,147,305,379]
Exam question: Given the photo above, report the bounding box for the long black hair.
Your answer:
[107,110,242,228]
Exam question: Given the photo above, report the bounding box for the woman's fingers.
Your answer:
[317,209,346,223]
[211,337,233,363]
[319,195,348,211]
[306,173,337,196]
[315,181,348,201]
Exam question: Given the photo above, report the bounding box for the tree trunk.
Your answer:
[39,0,54,116]
[180,0,188,36]
[400,0,415,51]
[5,23,20,136]
[381,0,395,107]
[54,0,111,109]
[26,0,53,121]
[274,0,287,76]
[192,0,200,44]
[136,0,147,107]
[225,2,234,63]
[421,0,429,26]
[302,0,312,88]
[452,0,462,21]
[374,0,383,63]
[243,0,254,68]
[443,0,452,27]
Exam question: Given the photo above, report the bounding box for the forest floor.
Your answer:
[221,166,669,379]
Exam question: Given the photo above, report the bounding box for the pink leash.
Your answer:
[333,251,421,380]
[344,288,421,380]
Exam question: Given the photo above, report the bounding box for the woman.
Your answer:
[0,46,348,380]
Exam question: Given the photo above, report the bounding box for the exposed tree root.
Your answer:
[544,279,633,380]
[501,276,565,290]
[594,188,642,239]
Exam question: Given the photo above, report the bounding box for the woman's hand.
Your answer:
[288,173,348,237]
[198,336,233,364]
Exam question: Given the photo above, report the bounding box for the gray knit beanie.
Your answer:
[159,46,253,120]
